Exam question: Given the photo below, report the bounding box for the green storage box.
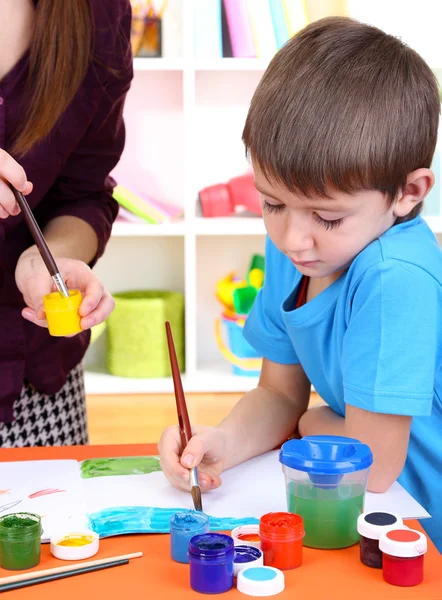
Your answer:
[106,290,185,378]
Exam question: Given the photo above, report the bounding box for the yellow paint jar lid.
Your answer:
[50,530,99,560]
[43,289,83,337]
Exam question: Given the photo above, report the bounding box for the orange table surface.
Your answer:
[0,443,441,600]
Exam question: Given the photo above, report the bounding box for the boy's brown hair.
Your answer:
[243,17,440,221]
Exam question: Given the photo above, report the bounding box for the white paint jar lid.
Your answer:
[237,566,285,597]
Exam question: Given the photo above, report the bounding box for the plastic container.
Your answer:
[50,530,99,560]
[188,533,234,594]
[170,511,210,564]
[379,528,427,587]
[43,290,82,336]
[259,512,304,570]
[279,435,373,549]
[106,290,184,378]
[233,545,264,577]
[357,512,404,568]
[214,314,261,376]
[231,524,261,549]
[237,566,285,597]
[0,512,42,570]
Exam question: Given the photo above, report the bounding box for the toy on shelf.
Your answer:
[199,172,262,218]
[214,254,264,377]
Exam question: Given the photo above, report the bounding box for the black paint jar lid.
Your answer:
[357,512,404,540]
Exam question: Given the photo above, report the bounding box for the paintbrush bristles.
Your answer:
[191,485,203,512]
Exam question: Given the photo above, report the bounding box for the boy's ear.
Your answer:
[393,168,435,218]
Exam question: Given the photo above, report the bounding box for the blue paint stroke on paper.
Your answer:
[88,506,258,538]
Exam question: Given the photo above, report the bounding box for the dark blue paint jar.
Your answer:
[170,512,210,564]
[189,533,234,594]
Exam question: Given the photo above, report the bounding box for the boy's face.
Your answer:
[253,165,397,279]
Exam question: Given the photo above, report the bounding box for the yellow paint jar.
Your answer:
[43,290,83,337]
[50,530,99,560]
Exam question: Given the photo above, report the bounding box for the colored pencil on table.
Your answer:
[0,552,143,591]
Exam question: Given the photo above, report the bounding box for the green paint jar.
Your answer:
[279,436,373,549]
[0,512,42,570]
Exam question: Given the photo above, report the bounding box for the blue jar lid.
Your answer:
[279,435,373,474]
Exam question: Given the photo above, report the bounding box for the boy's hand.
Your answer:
[15,252,115,332]
[0,149,33,218]
[158,425,228,493]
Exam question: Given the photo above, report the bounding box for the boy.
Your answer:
[159,17,442,552]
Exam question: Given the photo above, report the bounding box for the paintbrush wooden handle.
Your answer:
[0,552,143,585]
[165,321,192,449]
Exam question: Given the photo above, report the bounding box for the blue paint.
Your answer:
[242,567,277,581]
[188,533,234,594]
[234,545,262,564]
[170,511,209,564]
[87,506,258,537]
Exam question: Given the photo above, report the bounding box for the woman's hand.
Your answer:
[0,149,33,218]
[15,251,115,332]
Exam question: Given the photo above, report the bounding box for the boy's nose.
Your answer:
[285,224,314,254]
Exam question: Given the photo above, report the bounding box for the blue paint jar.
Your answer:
[188,533,234,594]
[170,512,210,564]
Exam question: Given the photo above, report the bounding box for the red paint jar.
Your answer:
[259,512,304,570]
[379,528,427,587]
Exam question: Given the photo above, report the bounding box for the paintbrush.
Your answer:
[9,184,69,298]
[0,551,143,592]
[165,321,203,512]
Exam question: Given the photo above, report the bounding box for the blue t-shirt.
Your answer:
[243,216,442,553]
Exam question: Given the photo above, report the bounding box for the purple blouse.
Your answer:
[0,0,133,421]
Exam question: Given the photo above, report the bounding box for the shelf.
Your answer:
[195,217,266,236]
[111,221,185,237]
[84,367,258,395]
[133,57,184,71]
[195,58,269,72]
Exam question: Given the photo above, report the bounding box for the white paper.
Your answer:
[83,451,430,520]
[0,460,88,542]
[0,452,429,543]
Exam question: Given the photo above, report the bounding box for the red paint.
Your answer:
[28,488,65,499]
[383,554,424,586]
[382,529,425,587]
[237,533,261,543]
[259,512,304,570]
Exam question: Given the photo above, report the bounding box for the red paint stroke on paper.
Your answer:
[28,488,66,499]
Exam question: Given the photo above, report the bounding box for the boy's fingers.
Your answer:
[180,436,208,470]
[158,426,189,479]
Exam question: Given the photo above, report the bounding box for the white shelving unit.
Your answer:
[84,1,442,396]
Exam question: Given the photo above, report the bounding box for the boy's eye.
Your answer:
[313,213,344,230]
[262,199,285,213]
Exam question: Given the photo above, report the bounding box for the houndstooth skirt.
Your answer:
[0,363,89,448]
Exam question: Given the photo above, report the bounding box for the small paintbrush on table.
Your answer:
[9,184,69,298]
[165,321,203,512]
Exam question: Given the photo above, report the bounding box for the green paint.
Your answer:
[0,513,42,570]
[288,482,364,549]
[80,455,162,479]
[0,516,37,529]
